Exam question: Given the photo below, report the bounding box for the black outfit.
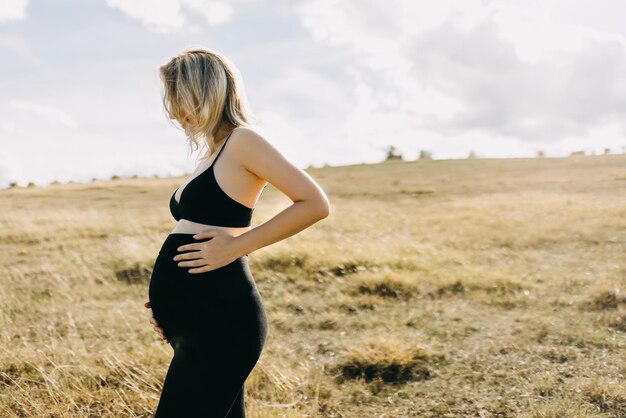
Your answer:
[148,131,268,417]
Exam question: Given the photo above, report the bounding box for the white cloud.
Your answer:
[290,0,626,156]
[105,0,185,33]
[182,0,233,26]
[10,99,79,129]
[105,0,242,32]
[0,0,28,23]
[487,2,626,61]
[0,35,42,67]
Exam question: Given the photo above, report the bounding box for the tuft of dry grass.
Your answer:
[581,381,626,417]
[331,334,446,385]
[351,272,420,300]
[583,287,626,311]
[608,312,626,332]
[105,255,155,285]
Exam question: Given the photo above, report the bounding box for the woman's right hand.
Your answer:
[144,301,168,343]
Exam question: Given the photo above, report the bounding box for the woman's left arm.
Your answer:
[229,128,331,255]
[175,128,330,272]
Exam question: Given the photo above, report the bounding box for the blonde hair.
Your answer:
[158,47,255,160]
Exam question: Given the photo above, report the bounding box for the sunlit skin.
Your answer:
[146,123,331,342]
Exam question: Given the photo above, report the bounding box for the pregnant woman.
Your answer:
[144,48,330,417]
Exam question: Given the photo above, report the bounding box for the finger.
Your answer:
[178,259,207,268]
[193,230,218,240]
[189,265,214,274]
[176,243,203,253]
[173,250,203,261]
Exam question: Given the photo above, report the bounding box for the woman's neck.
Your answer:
[200,124,234,161]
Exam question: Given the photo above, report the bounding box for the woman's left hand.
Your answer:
[173,228,245,273]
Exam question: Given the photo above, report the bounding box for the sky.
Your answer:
[1,0,625,187]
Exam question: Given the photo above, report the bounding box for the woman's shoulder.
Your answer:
[229,126,288,170]
[232,125,262,138]
[230,126,273,149]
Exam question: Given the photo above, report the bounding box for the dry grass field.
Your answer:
[1,154,625,417]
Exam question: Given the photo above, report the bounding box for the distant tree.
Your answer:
[111,174,121,180]
[385,145,403,161]
[604,148,611,155]
[537,150,545,158]
[570,150,585,157]
[131,174,139,179]
[467,150,476,159]
[9,182,17,188]
[91,177,97,182]
[50,180,60,185]
[153,173,160,179]
[418,149,432,160]
[27,182,36,188]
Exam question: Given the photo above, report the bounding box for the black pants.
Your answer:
[148,233,268,417]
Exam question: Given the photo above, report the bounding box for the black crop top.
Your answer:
[169,131,254,227]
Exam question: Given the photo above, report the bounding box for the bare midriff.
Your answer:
[170,219,252,236]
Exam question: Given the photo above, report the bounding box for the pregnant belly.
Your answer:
[148,233,265,342]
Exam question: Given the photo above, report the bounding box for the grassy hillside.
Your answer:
[1,154,625,417]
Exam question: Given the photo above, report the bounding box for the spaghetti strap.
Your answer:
[212,131,233,166]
